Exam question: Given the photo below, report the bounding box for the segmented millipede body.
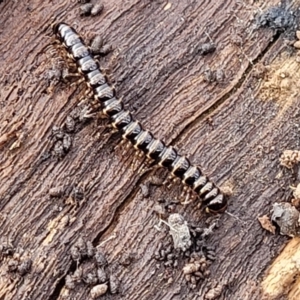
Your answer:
[52,23,227,213]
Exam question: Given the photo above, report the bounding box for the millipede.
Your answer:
[52,22,227,213]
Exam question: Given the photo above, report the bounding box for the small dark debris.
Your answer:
[98,44,112,56]
[198,43,216,55]
[46,68,62,83]
[91,3,104,16]
[70,245,82,262]
[80,3,94,16]
[91,35,104,55]
[62,134,72,152]
[51,126,64,141]
[256,5,295,31]
[65,116,76,133]
[215,69,225,83]
[86,241,95,258]
[258,215,276,234]
[72,185,84,201]
[0,240,15,258]
[17,259,32,276]
[7,258,19,272]
[140,183,150,198]
[271,202,300,237]
[119,252,135,266]
[53,140,65,158]
[203,69,216,83]
[97,267,107,283]
[49,185,65,197]
[109,274,119,294]
[95,250,108,267]
[65,274,76,290]
[183,254,209,289]
[83,269,98,286]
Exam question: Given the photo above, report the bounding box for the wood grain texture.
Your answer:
[1,0,300,299]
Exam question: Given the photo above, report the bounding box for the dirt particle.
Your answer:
[258,215,276,234]
[271,202,300,237]
[90,284,108,298]
[256,5,295,31]
[91,3,104,16]
[280,150,300,169]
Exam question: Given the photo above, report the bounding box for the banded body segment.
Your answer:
[52,23,227,213]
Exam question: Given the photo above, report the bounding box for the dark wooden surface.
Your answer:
[1,0,300,299]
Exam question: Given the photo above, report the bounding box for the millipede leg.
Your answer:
[70,76,85,86]
[162,174,176,189]
[180,187,196,205]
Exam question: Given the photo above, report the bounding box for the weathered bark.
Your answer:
[1,0,300,299]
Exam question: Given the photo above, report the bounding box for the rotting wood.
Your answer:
[1,0,300,299]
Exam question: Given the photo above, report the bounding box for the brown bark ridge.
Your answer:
[1,0,300,299]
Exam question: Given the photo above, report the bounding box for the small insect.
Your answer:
[90,284,108,299]
[52,23,227,213]
[109,274,119,294]
[91,3,104,16]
